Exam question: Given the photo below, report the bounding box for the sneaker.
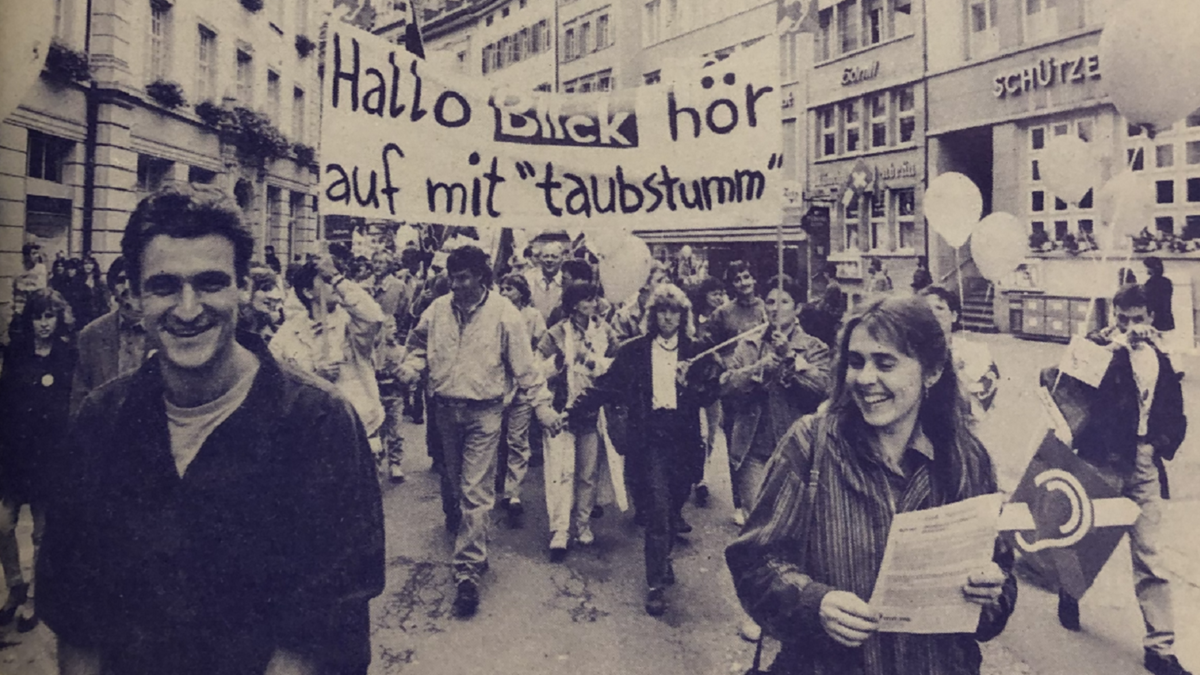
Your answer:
[1057,589,1081,632]
[452,579,480,618]
[389,466,406,484]
[645,587,667,616]
[1146,652,1193,675]
[576,526,595,546]
[732,509,747,527]
[694,484,710,508]
[740,619,762,642]
[550,531,569,562]
[505,499,525,529]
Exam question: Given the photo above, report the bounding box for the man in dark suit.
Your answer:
[69,257,151,415]
[1056,284,1190,675]
[571,283,720,617]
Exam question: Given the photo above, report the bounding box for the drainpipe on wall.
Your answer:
[81,0,97,254]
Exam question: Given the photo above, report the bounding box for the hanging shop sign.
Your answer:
[992,53,1101,99]
[813,158,919,192]
[842,61,881,86]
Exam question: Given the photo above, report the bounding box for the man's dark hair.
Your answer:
[1144,256,1164,277]
[121,184,253,294]
[1113,283,1149,311]
[725,260,752,284]
[446,245,493,287]
[291,262,320,315]
[766,275,805,304]
[399,247,423,272]
[561,259,594,282]
[105,256,129,293]
[561,281,599,318]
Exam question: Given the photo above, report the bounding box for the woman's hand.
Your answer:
[962,563,1007,606]
[818,591,880,648]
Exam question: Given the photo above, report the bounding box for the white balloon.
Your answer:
[971,212,1027,283]
[924,172,982,248]
[586,227,628,259]
[1098,171,1155,240]
[0,0,57,123]
[598,235,652,304]
[1039,135,1100,204]
[1100,0,1200,130]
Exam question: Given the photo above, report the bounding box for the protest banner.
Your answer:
[320,23,783,231]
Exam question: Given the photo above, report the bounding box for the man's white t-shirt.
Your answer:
[165,361,260,477]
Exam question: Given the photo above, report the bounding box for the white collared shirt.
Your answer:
[1128,343,1160,436]
[651,334,679,410]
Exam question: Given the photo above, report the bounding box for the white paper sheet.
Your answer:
[868,493,1005,634]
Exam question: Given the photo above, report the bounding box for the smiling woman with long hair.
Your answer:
[0,289,77,632]
[726,295,1015,675]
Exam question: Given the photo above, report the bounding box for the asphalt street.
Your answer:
[2,333,1198,675]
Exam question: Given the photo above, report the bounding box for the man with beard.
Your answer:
[69,256,152,415]
[38,186,385,675]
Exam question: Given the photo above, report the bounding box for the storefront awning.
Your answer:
[633,224,808,244]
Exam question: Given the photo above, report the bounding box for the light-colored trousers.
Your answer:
[434,398,505,583]
[543,426,600,538]
[501,397,534,502]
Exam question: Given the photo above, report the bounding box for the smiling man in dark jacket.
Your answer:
[37,186,385,675]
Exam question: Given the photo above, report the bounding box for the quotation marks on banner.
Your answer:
[515,161,537,180]
[767,153,784,171]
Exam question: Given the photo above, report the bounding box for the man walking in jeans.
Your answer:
[400,245,562,618]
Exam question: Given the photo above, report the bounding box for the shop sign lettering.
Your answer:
[782,91,796,110]
[813,160,917,188]
[993,53,1101,99]
[878,160,918,181]
[842,61,880,86]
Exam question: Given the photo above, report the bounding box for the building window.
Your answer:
[1157,180,1175,204]
[644,70,662,86]
[1156,216,1174,235]
[500,36,512,67]
[540,20,551,51]
[1189,177,1200,202]
[815,8,833,61]
[869,93,888,148]
[893,0,914,37]
[564,29,575,61]
[597,14,610,49]
[518,28,530,61]
[137,155,173,194]
[149,1,172,82]
[845,196,862,250]
[1031,127,1045,150]
[1128,147,1145,171]
[197,26,216,101]
[897,86,916,143]
[267,186,283,246]
[896,188,916,249]
[236,49,253,104]
[1024,0,1059,43]
[1054,220,1069,240]
[597,70,612,91]
[1032,190,1045,212]
[482,45,493,74]
[820,106,836,157]
[292,87,305,142]
[969,0,999,58]
[1156,144,1175,169]
[531,23,543,54]
[486,14,494,26]
[1186,140,1200,165]
[863,0,883,46]
[645,0,661,45]
[26,131,72,184]
[838,0,859,54]
[869,191,886,249]
[267,70,281,122]
[502,6,510,18]
[843,100,861,153]
[580,22,591,55]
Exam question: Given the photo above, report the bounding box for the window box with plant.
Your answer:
[295,34,316,59]
[42,41,91,85]
[293,143,316,167]
[146,80,186,110]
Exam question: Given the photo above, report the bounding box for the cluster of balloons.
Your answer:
[925,172,1027,284]
[587,228,653,304]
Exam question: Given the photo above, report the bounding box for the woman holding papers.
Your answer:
[725,295,1016,675]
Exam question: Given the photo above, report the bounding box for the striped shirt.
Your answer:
[725,411,1016,675]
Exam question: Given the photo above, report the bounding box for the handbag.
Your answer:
[744,418,827,675]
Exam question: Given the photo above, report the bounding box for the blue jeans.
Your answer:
[434,397,505,583]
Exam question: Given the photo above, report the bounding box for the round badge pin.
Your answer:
[42,373,54,387]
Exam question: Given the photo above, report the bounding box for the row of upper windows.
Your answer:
[563,11,612,62]
[564,69,614,94]
[482,20,552,74]
[816,86,918,158]
[815,0,915,63]
[957,0,1115,64]
[485,0,530,27]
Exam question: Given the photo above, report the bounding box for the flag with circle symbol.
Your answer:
[999,431,1141,600]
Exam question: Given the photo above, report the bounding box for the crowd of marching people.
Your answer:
[0,185,1191,675]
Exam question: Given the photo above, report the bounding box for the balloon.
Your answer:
[1100,0,1200,130]
[1098,171,1155,240]
[598,235,652,304]
[924,172,982,248]
[971,212,1027,283]
[1039,135,1100,204]
[0,0,56,123]
[586,227,628,259]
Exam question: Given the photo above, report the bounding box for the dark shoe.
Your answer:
[1146,652,1193,675]
[505,500,525,529]
[0,583,29,625]
[694,484,710,508]
[1057,589,1081,632]
[15,605,37,633]
[645,587,667,616]
[411,413,424,425]
[591,505,604,519]
[389,466,406,484]
[674,516,693,534]
[453,579,480,618]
